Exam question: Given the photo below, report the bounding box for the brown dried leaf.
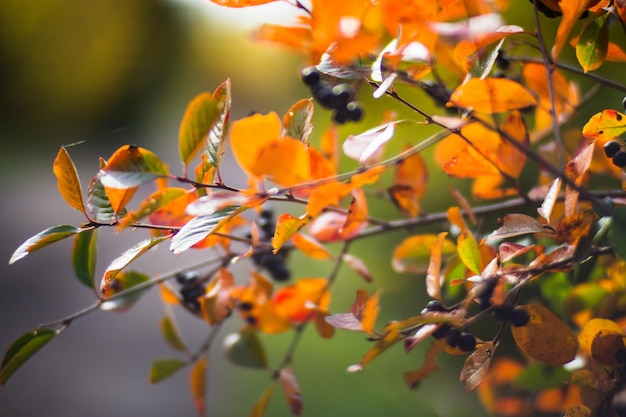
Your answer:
[279,368,302,416]
[460,341,496,392]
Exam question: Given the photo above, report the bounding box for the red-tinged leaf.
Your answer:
[72,229,98,289]
[1,328,61,385]
[178,92,220,168]
[170,206,246,255]
[272,278,330,324]
[100,145,169,189]
[358,321,403,368]
[118,187,187,230]
[448,78,537,113]
[403,339,444,390]
[510,304,578,365]
[582,109,626,138]
[160,315,188,352]
[283,98,314,144]
[223,329,268,369]
[309,211,363,243]
[279,368,302,416]
[9,225,85,264]
[498,242,535,263]
[537,178,561,224]
[272,213,312,253]
[460,341,496,392]
[552,0,592,61]
[342,122,396,165]
[606,41,626,62]
[426,232,448,300]
[104,185,137,217]
[53,146,85,213]
[200,268,234,325]
[206,79,231,170]
[100,270,151,311]
[250,385,275,417]
[487,213,546,241]
[292,233,331,260]
[389,149,427,217]
[209,0,279,6]
[189,357,207,415]
[392,234,456,273]
[564,141,594,217]
[576,12,609,73]
[149,357,187,384]
[100,237,166,293]
[342,253,373,282]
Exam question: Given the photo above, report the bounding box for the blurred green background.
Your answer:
[2,1,615,416]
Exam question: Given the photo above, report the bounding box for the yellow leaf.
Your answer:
[272,213,312,253]
[159,284,180,305]
[393,234,456,273]
[249,385,275,417]
[253,138,311,186]
[230,112,282,178]
[578,318,624,366]
[582,109,626,139]
[53,147,85,213]
[361,289,381,336]
[510,304,578,365]
[448,78,537,113]
[552,0,592,61]
[358,321,403,368]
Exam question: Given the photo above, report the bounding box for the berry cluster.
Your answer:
[492,304,530,327]
[250,208,291,282]
[176,271,205,312]
[301,67,363,124]
[421,300,476,352]
[604,140,626,168]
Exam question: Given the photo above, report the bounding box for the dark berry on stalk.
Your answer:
[331,84,351,106]
[605,141,621,158]
[613,151,626,168]
[492,304,513,322]
[615,347,626,364]
[312,84,335,108]
[421,300,447,315]
[446,328,462,348]
[301,66,321,86]
[238,302,254,312]
[458,333,477,352]
[332,108,349,124]
[432,323,451,339]
[510,307,530,327]
[346,102,364,122]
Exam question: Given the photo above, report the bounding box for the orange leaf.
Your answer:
[292,233,332,260]
[448,78,537,113]
[249,385,275,417]
[358,321,403,368]
[189,357,207,415]
[200,268,235,325]
[341,188,368,239]
[360,289,381,336]
[229,112,282,178]
[209,0,279,6]
[460,341,496,392]
[53,147,85,214]
[160,284,180,305]
[272,278,329,324]
[253,138,311,186]
[272,213,312,253]
[309,211,360,243]
[426,232,448,300]
[403,339,444,390]
[389,149,427,217]
[552,0,591,61]
[305,181,353,217]
[582,109,626,139]
[253,24,311,51]
[104,185,137,217]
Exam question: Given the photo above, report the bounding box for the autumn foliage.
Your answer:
[8,0,626,416]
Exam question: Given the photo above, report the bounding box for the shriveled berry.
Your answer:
[432,323,451,339]
[421,300,447,315]
[346,102,364,122]
[458,333,477,352]
[301,67,321,86]
[446,328,462,348]
[510,307,530,327]
[492,304,513,322]
[613,151,626,167]
[605,141,621,158]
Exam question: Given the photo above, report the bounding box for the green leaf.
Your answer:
[149,357,187,384]
[610,207,626,261]
[160,315,188,352]
[87,174,123,222]
[72,229,98,289]
[576,12,610,73]
[179,88,222,168]
[100,270,151,311]
[1,328,60,385]
[514,363,571,392]
[170,205,246,254]
[283,98,314,144]
[205,79,231,169]
[100,145,169,189]
[223,329,268,369]
[457,229,481,274]
[100,237,167,293]
[53,146,85,213]
[9,225,84,264]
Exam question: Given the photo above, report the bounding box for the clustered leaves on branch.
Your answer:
[6,0,626,416]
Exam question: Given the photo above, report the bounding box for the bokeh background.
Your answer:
[1,1,607,416]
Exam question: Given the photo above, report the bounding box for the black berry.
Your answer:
[346,102,364,122]
[432,323,452,339]
[458,333,477,352]
[613,151,626,167]
[605,141,621,158]
[446,328,462,348]
[301,67,320,86]
[312,84,335,108]
[510,307,530,327]
[421,300,447,315]
[332,108,349,124]
[331,84,351,106]
[492,304,513,322]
